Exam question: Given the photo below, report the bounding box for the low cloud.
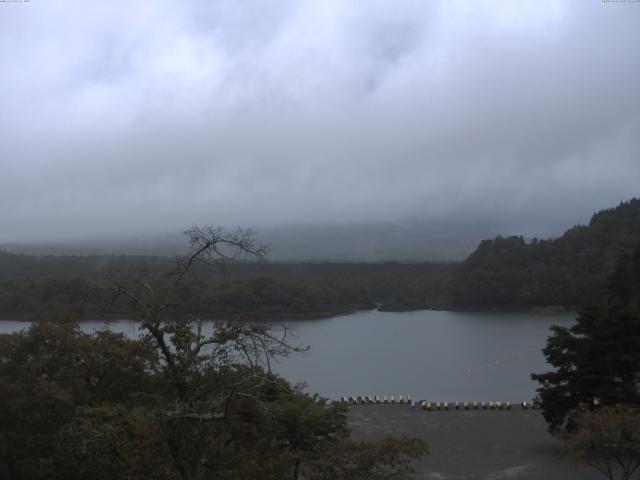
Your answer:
[1,0,639,241]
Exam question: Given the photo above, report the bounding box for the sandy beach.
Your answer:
[348,404,602,479]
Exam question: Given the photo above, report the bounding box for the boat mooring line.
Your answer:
[339,397,539,410]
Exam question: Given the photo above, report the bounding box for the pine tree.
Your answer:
[532,245,640,432]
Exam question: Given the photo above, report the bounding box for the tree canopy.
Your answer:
[0,226,427,480]
[453,198,640,308]
[532,244,640,433]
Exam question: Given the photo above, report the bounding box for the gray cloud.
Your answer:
[1,0,639,242]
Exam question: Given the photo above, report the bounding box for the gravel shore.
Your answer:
[348,404,602,479]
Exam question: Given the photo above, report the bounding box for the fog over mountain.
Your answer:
[1,1,639,244]
[2,219,501,261]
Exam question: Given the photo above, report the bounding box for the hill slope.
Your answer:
[451,198,640,308]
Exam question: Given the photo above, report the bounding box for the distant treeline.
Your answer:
[1,198,639,318]
[0,253,455,319]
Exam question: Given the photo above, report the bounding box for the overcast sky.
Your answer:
[1,0,639,242]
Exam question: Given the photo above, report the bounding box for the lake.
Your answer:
[0,309,575,402]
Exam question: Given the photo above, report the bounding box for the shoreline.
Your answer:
[0,305,576,323]
[348,404,599,479]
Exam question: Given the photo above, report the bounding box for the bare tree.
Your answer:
[1,225,426,480]
[102,225,304,404]
[562,407,640,480]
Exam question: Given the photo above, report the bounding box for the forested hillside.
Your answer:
[0,252,454,319]
[451,198,640,308]
[2,198,638,317]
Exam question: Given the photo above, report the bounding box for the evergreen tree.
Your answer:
[453,198,640,308]
[532,245,640,432]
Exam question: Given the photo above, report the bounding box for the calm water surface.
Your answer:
[0,309,575,402]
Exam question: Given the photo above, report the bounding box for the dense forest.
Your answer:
[451,199,640,309]
[1,198,638,319]
[0,252,454,320]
